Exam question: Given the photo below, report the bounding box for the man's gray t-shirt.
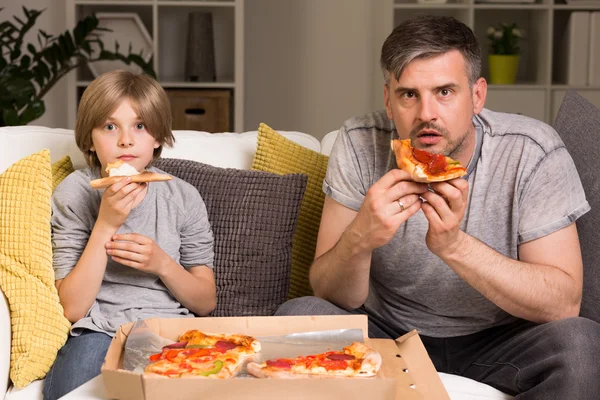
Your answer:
[324,109,590,337]
[52,166,214,336]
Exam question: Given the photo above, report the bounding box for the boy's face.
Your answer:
[90,98,160,177]
[383,50,486,166]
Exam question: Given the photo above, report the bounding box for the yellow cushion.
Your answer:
[51,156,74,191]
[0,150,71,388]
[251,123,329,299]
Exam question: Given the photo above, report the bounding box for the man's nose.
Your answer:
[417,96,437,122]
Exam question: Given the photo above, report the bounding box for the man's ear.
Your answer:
[384,83,393,121]
[472,77,487,115]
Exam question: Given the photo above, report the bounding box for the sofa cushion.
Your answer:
[51,156,74,191]
[155,159,307,316]
[553,90,600,323]
[251,124,329,299]
[0,150,71,388]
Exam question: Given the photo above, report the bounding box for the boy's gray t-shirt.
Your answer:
[52,166,215,336]
[324,109,590,337]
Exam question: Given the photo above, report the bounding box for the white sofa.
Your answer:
[0,125,512,400]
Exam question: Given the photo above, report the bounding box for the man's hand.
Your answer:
[349,169,427,252]
[97,178,147,229]
[421,177,469,256]
[105,233,171,276]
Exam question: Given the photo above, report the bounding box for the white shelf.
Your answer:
[389,0,600,123]
[161,81,236,88]
[473,4,548,9]
[157,1,236,6]
[393,4,471,9]
[66,0,244,131]
[75,1,154,5]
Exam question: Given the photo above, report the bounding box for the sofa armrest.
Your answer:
[1,291,11,399]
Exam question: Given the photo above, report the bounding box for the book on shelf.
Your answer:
[589,12,600,86]
[557,11,590,86]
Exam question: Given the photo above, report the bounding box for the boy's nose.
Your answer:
[118,131,134,147]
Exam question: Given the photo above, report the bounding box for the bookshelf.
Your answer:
[378,0,600,124]
[65,0,244,131]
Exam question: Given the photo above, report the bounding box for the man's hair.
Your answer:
[380,15,481,87]
[75,70,174,169]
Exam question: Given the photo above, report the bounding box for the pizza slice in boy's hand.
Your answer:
[144,330,261,378]
[246,342,382,378]
[390,138,467,183]
[90,160,172,189]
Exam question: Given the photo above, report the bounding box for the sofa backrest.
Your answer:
[0,126,323,174]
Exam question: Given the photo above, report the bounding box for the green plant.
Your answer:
[487,23,525,55]
[0,7,156,126]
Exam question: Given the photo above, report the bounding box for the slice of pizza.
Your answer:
[390,138,467,183]
[90,160,172,189]
[144,330,261,378]
[246,342,381,379]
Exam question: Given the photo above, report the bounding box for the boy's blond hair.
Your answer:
[75,70,174,169]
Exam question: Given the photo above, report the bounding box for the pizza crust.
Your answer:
[390,138,467,183]
[90,171,172,189]
[247,342,382,379]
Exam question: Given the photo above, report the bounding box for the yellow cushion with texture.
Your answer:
[0,150,71,388]
[251,123,329,299]
[51,156,74,191]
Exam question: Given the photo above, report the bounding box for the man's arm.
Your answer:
[443,225,582,323]
[422,179,582,323]
[309,196,371,309]
[310,169,427,310]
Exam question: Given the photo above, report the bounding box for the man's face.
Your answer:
[384,50,486,164]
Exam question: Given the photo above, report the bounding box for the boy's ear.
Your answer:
[154,140,160,149]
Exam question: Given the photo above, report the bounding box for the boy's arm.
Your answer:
[158,264,216,316]
[56,178,148,322]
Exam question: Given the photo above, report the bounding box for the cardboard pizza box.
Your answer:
[101,315,450,400]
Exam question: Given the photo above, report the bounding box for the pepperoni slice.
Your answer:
[215,340,237,352]
[319,359,349,370]
[266,359,293,370]
[413,148,447,175]
[326,353,355,361]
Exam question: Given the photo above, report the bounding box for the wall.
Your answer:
[3,0,68,128]
[4,0,389,138]
[244,0,388,140]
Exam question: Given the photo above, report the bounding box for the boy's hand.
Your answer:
[105,233,171,276]
[97,177,147,229]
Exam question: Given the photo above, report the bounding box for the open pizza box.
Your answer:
[101,315,450,400]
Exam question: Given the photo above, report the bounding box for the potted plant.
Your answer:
[486,22,524,84]
[0,7,156,126]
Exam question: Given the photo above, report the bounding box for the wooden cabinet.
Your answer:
[167,89,231,132]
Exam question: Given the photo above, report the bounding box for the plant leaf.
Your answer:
[20,54,30,68]
[3,108,19,126]
[19,100,45,125]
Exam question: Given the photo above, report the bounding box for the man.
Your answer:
[276,15,600,398]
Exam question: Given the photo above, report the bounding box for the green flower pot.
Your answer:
[488,54,520,84]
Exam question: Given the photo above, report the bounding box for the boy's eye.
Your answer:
[136,123,145,130]
[104,123,116,131]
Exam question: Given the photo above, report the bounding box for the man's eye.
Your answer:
[440,89,451,96]
[403,92,416,99]
[136,123,145,130]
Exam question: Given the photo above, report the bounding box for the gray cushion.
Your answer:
[553,90,600,323]
[155,158,307,317]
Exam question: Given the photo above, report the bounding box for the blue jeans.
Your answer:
[42,330,112,400]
